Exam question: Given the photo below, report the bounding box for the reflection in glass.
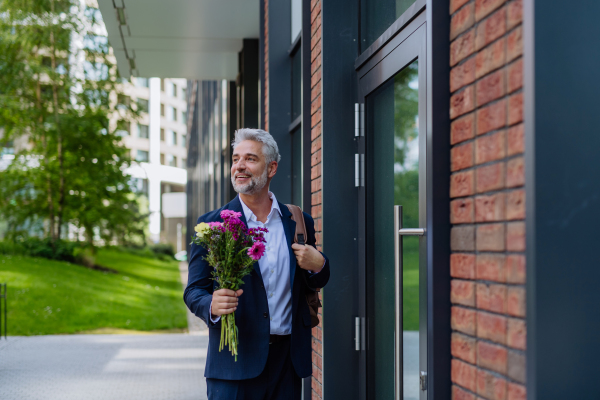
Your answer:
[361,0,417,50]
[369,60,419,399]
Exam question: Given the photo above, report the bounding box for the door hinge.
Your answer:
[354,103,364,137]
[354,154,364,187]
[420,371,427,391]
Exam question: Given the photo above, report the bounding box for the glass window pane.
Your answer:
[138,124,149,139]
[361,0,417,50]
[291,50,302,122]
[368,60,419,399]
[291,0,302,42]
[136,150,149,162]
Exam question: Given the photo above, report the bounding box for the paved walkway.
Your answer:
[0,333,209,400]
[179,261,206,334]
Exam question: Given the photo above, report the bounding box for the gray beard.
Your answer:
[231,168,268,195]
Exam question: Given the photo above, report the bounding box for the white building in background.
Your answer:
[118,77,188,248]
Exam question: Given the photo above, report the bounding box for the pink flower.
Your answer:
[220,210,242,220]
[247,242,266,261]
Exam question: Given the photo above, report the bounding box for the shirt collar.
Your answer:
[238,192,282,223]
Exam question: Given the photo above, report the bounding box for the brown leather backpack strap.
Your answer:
[286,204,322,328]
[285,204,307,245]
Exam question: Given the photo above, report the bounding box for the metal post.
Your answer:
[0,283,6,339]
[394,206,403,400]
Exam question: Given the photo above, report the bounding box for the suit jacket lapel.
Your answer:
[279,202,297,290]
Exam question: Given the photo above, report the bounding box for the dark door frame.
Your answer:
[355,5,450,400]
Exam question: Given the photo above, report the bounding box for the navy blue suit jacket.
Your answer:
[183,196,330,380]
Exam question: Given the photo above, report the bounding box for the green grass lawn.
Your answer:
[0,249,188,336]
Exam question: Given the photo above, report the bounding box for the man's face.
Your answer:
[231,140,277,195]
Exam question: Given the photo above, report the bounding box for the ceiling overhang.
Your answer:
[97,0,259,80]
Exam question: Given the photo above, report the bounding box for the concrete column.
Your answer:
[148,77,161,243]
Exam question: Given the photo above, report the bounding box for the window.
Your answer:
[169,82,177,97]
[181,134,187,147]
[117,94,130,110]
[160,128,165,141]
[131,178,148,195]
[161,79,165,92]
[291,49,302,122]
[160,153,165,165]
[1,141,14,157]
[166,130,177,146]
[182,110,187,124]
[182,88,187,100]
[84,6,103,23]
[168,106,177,122]
[116,120,130,136]
[83,61,108,81]
[161,104,165,116]
[291,0,302,42]
[166,154,176,167]
[182,158,187,168]
[83,34,108,54]
[291,126,302,206]
[136,150,149,162]
[135,77,149,88]
[137,98,149,113]
[360,0,418,50]
[138,124,149,138]
[289,4,303,207]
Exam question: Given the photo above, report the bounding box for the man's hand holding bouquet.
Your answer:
[192,210,268,361]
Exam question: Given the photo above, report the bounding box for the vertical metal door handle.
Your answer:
[394,205,403,400]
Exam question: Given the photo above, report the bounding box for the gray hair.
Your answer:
[231,128,281,163]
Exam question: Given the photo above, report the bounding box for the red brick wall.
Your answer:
[310,0,323,398]
[449,0,526,399]
[263,0,269,131]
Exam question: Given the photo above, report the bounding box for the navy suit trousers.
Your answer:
[206,336,301,400]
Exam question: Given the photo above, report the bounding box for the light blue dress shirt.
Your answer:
[240,192,292,335]
[211,192,292,335]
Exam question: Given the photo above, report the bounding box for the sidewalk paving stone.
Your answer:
[0,333,208,400]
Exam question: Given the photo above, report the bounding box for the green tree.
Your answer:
[0,0,145,246]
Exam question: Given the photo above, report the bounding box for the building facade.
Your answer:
[117,77,188,249]
[99,0,600,398]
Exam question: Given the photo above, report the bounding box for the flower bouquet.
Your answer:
[192,210,268,361]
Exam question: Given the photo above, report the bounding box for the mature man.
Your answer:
[184,128,330,400]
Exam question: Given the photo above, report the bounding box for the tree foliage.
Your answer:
[0,0,146,246]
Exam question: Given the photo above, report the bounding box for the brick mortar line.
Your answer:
[451,218,526,225]
[450,94,524,125]
[451,121,523,147]
[472,87,524,116]
[451,303,525,320]
[450,55,524,96]
[451,86,523,117]
[452,332,527,355]
[449,185,526,201]
[449,152,524,173]
[451,355,526,384]
[451,278,526,289]
[450,10,523,46]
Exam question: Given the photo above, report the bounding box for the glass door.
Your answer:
[357,19,427,400]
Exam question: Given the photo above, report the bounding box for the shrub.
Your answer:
[20,238,77,263]
[150,243,175,257]
[0,240,25,255]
